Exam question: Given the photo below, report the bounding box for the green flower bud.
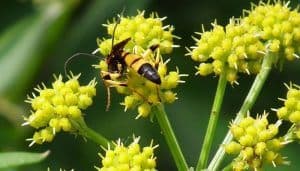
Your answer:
[224,141,242,155]
[288,111,300,123]
[79,86,96,97]
[128,142,141,155]
[65,77,80,92]
[239,116,255,128]
[255,142,266,156]
[39,89,55,99]
[162,90,177,103]
[51,95,65,106]
[241,147,254,160]
[59,118,72,132]
[267,139,283,151]
[65,93,78,106]
[232,160,248,171]
[54,105,69,116]
[49,118,61,133]
[137,103,151,118]
[277,107,288,119]
[264,151,277,164]
[196,63,213,76]
[40,127,54,143]
[122,95,139,111]
[78,94,93,109]
[68,106,82,118]
[239,134,254,146]
[52,77,64,90]
[230,124,244,139]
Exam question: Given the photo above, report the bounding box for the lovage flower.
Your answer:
[97,10,176,56]
[94,11,186,118]
[188,1,300,84]
[96,136,158,171]
[275,83,300,123]
[224,113,289,170]
[23,74,97,146]
[243,1,300,61]
[274,83,300,139]
[189,19,266,84]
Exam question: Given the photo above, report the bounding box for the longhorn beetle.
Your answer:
[65,13,161,111]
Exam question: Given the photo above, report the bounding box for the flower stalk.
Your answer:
[208,52,274,170]
[70,118,112,147]
[196,69,228,170]
[152,103,188,171]
[222,163,233,171]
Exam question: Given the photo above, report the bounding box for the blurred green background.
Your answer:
[1,0,300,170]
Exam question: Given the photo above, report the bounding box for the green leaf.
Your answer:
[0,0,79,100]
[54,0,150,58]
[0,151,49,169]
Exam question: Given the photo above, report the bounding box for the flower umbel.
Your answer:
[96,136,158,171]
[189,20,265,84]
[275,83,300,123]
[94,11,186,118]
[97,10,176,56]
[23,74,97,146]
[243,1,300,61]
[188,1,300,84]
[224,113,289,170]
[274,83,300,139]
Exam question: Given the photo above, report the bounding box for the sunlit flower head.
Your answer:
[23,73,97,146]
[273,83,300,140]
[96,136,158,171]
[94,11,186,118]
[225,112,289,170]
[188,1,300,84]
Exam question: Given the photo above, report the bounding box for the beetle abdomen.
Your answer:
[138,63,161,84]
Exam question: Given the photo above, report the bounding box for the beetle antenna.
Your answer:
[64,53,103,76]
[111,7,126,53]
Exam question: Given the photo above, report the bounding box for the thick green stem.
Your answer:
[70,118,111,147]
[208,53,274,171]
[152,104,189,171]
[196,71,228,170]
[222,163,233,171]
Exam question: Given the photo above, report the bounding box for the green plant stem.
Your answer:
[70,118,111,147]
[152,103,189,171]
[0,97,24,126]
[208,52,274,171]
[222,163,233,171]
[284,124,296,142]
[196,70,228,170]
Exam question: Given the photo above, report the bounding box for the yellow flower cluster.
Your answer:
[24,74,96,146]
[243,1,300,60]
[95,11,186,118]
[276,83,300,122]
[97,137,158,171]
[275,83,300,139]
[189,20,265,84]
[225,113,289,170]
[98,10,175,56]
[189,1,300,84]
